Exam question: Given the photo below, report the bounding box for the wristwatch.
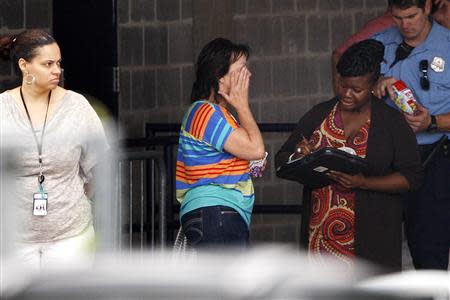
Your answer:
[427,115,438,132]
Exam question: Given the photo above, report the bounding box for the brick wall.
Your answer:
[117,0,194,137]
[0,0,53,91]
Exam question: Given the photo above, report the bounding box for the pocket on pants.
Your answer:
[182,210,203,246]
[428,157,450,201]
[219,209,249,245]
[219,209,239,224]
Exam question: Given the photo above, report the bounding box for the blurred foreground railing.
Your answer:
[116,150,167,250]
[4,246,449,300]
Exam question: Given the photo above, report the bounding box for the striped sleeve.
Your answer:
[184,102,234,151]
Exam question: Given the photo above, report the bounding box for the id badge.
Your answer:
[33,193,48,216]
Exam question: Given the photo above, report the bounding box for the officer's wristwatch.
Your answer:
[426,115,438,132]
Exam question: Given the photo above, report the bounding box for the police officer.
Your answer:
[373,0,450,270]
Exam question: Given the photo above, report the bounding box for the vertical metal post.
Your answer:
[128,161,133,250]
[140,160,144,251]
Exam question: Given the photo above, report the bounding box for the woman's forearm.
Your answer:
[224,104,265,160]
[236,105,265,158]
[360,172,410,193]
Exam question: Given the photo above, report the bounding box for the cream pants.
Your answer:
[15,225,95,271]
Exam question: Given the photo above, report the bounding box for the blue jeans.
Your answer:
[181,206,249,249]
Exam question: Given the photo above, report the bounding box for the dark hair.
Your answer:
[388,0,427,9]
[0,29,56,74]
[430,0,440,14]
[336,39,385,84]
[191,38,250,102]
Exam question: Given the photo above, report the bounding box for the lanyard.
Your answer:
[19,87,51,188]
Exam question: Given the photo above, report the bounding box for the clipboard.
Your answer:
[276,147,368,188]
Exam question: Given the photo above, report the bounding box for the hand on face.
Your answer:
[218,65,251,110]
[432,0,450,29]
[433,0,448,9]
[403,101,431,132]
[327,171,366,189]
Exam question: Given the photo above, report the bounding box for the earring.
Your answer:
[24,72,36,85]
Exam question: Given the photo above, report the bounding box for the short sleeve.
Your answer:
[390,112,423,190]
[78,97,109,182]
[183,102,234,151]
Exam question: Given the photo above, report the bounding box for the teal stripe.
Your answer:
[216,125,231,150]
[210,118,223,146]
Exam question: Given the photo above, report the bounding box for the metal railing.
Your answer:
[117,150,167,250]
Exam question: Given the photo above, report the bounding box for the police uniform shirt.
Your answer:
[373,21,450,145]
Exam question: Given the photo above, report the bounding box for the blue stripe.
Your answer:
[176,175,251,189]
[181,154,236,166]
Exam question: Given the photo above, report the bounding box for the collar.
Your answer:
[415,20,450,52]
[380,20,450,52]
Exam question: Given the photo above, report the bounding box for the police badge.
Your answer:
[430,56,445,72]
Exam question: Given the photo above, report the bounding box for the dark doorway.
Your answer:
[53,0,118,117]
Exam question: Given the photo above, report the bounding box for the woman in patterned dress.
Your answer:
[275,39,423,272]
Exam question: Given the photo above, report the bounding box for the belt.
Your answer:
[418,143,436,153]
[419,136,449,167]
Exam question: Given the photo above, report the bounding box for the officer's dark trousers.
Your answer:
[405,143,450,270]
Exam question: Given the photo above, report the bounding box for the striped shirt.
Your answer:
[176,100,254,225]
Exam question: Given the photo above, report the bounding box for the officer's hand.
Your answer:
[373,76,397,100]
[404,102,431,132]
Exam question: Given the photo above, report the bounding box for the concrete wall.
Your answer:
[0,0,387,246]
[0,0,53,90]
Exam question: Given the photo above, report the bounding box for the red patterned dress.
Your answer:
[308,103,370,268]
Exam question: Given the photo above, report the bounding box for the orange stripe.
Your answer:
[176,159,248,168]
[176,166,249,177]
[219,106,238,128]
[176,168,248,177]
[190,104,208,137]
[182,165,249,173]
[176,162,249,177]
[192,105,213,138]
[192,105,208,137]
[176,170,249,184]
[177,163,249,172]
[176,159,248,171]
[176,163,249,174]
[197,107,214,140]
